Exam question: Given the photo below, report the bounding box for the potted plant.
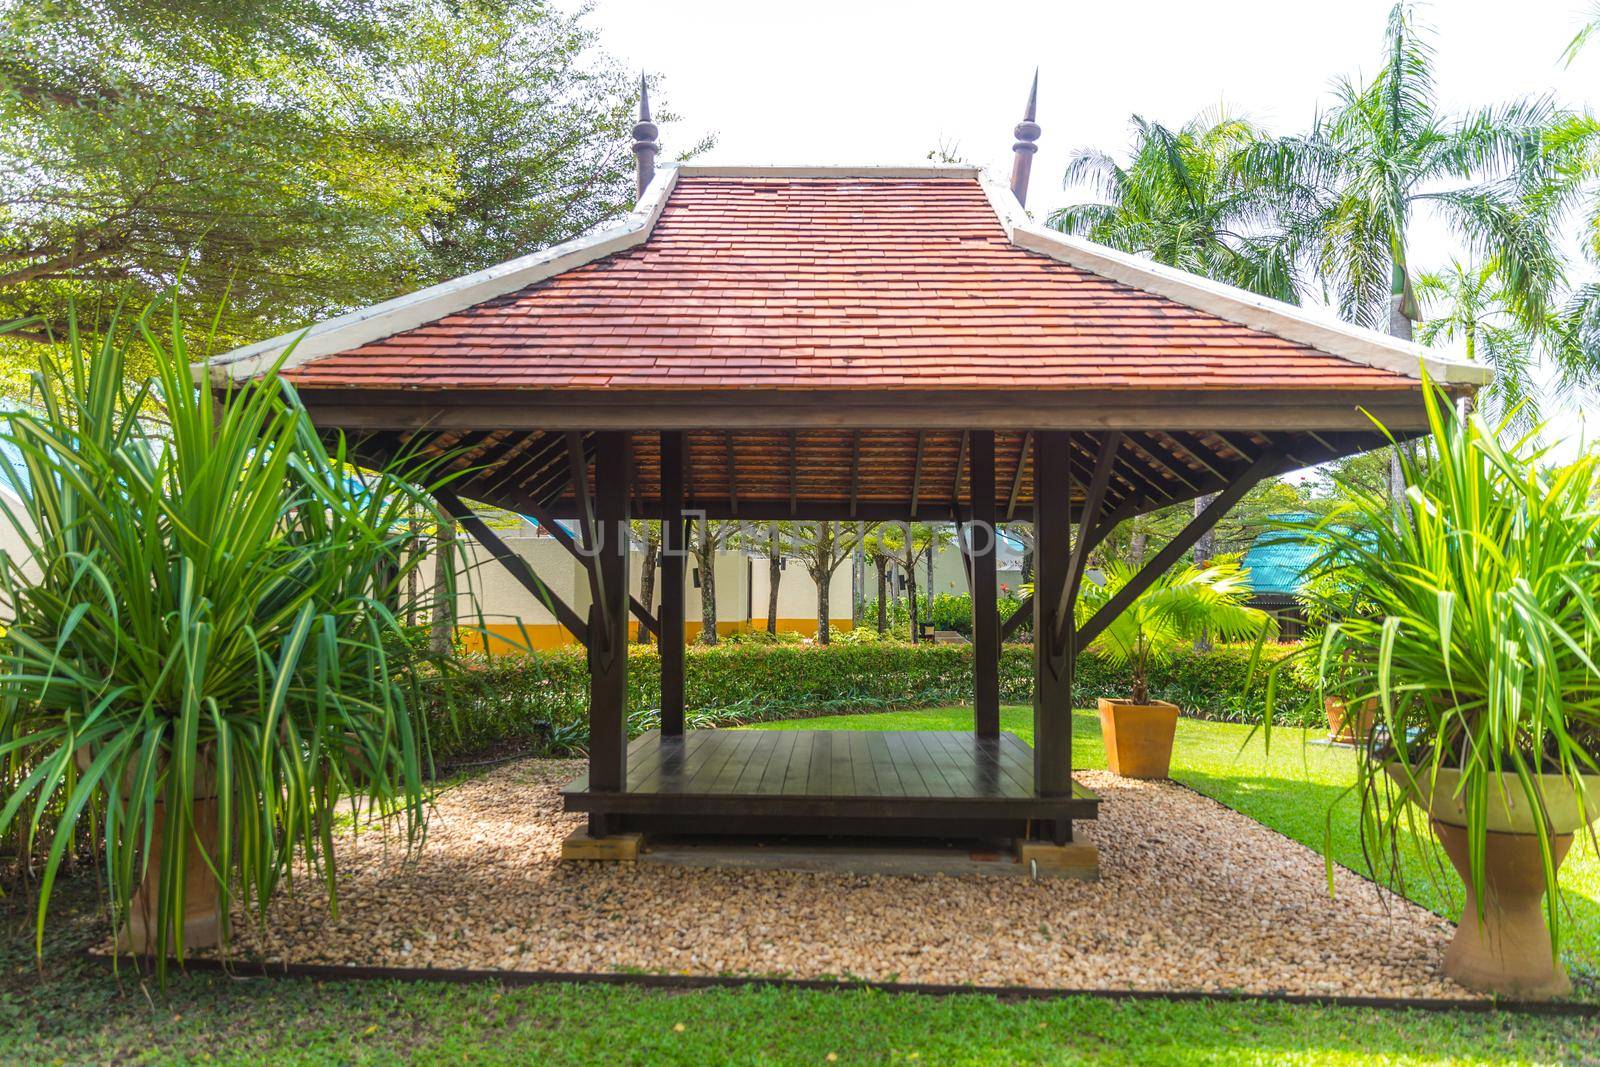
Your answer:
[1266,385,1600,998]
[1075,556,1274,778]
[1296,567,1378,744]
[0,311,460,979]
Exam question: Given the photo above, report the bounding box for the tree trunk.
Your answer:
[637,530,659,644]
[767,528,782,635]
[815,567,830,644]
[1389,291,1415,513]
[697,535,717,645]
[406,515,421,627]
[874,559,888,634]
[1129,529,1147,569]
[429,517,456,656]
[1020,547,1033,585]
[906,558,920,644]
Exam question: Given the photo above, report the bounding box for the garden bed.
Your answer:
[164,756,1470,1001]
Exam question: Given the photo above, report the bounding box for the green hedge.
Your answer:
[421,641,1318,763]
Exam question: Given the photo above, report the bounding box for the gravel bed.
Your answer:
[196,757,1467,999]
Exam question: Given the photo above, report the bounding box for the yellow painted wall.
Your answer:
[462,616,854,657]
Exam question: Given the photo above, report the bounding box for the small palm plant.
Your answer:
[0,310,460,978]
[1076,555,1275,705]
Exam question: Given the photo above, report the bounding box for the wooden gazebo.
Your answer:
[210,87,1486,867]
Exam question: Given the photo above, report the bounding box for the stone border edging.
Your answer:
[81,950,1599,1017]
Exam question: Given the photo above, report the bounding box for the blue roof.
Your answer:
[1241,515,1318,597]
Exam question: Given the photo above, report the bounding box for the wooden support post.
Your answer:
[971,431,1000,737]
[586,432,631,834]
[1032,430,1074,841]
[659,431,687,737]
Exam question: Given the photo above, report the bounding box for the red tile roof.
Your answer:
[281,174,1415,392]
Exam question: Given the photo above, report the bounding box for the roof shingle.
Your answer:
[283,174,1413,392]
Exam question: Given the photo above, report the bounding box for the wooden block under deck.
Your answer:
[1016,840,1099,881]
[561,829,643,862]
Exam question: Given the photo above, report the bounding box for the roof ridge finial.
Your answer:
[1010,68,1041,208]
[633,71,660,202]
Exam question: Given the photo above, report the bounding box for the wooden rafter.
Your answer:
[1005,430,1031,522]
[435,488,587,643]
[1075,450,1284,649]
[1053,432,1120,649]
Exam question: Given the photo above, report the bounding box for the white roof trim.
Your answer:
[205,165,684,382]
[206,161,1489,388]
[974,170,1490,386]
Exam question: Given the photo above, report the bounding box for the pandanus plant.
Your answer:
[0,310,461,979]
[1265,382,1600,995]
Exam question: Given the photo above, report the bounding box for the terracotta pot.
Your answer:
[1433,821,1574,999]
[1097,697,1179,779]
[1388,764,1598,998]
[78,746,223,953]
[1324,696,1377,745]
[1388,765,1600,835]
[118,796,223,954]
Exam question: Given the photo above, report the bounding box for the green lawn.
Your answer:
[752,706,1600,984]
[5,711,1599,1065]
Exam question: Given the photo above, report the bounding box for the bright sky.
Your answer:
[584,0,1598,454]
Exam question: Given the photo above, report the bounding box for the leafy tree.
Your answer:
[875,523,950,644]
[0,0,448,365]
[382,2,710,281]
[629,519,661,644]
[789,522,866,645]
[1050,109,1301,301]
[0,0,706,387]
[688,517,735,645]
[860,525,896,634]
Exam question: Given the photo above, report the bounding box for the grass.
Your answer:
[4,709,1598,1064]
[751,706,1600,984]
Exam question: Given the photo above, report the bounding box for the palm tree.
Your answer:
[1244,3,1563,340]
[1050,108,1301,302]
[1074,556,1275,705]
[1416,259,1545,432]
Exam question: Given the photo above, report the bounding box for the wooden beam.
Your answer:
[1053,432,1120,649]
[952,429,969,506]
[297,387,1449,434]
[519,498,658,638]
[1031,429,1075,824]
[567,431,611,638]
[1161,431,1232,480]
[659,431,686,736]
[725,433,739,517]
[1125,436,1202,494]
[1005,431,1031,522]
[1076,450,1284,649]
[995,497,1132,643]
[971,430,1000,737]
[788,431,798,517]
[585,431,632,821]
[434,488,587,643]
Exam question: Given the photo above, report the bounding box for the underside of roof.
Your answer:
[210,164,1488,524]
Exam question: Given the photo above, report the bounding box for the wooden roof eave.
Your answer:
[293,384,1459,435]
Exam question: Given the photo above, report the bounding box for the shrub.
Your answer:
[423,640,1316,763]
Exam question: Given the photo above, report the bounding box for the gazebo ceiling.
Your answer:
[210,163,1489,523]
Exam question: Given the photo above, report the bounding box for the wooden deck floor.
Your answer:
[562,729,1097,840]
